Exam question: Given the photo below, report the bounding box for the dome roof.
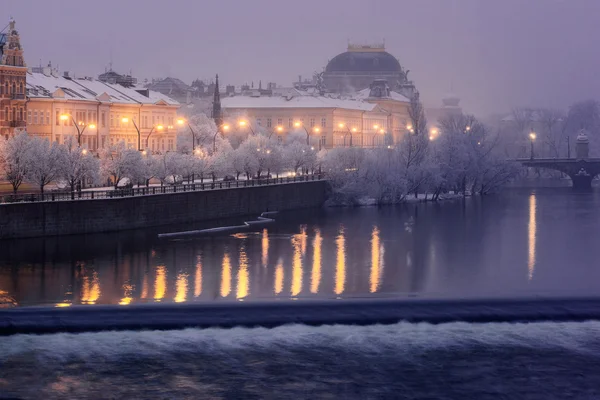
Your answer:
[325,51,402,73]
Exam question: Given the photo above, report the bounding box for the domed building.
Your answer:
[322,43,412,95]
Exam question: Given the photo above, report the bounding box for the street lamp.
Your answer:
[121,117,143,151]
[294,121,320,145]
[338,123,355,147]
[238,119,256,136]
[60,113,96,146]
[529,130,537,160]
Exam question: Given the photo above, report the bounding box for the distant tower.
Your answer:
[212,74,222,128]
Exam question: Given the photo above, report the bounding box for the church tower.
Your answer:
[0,18,27,139]
[211,74,223,128]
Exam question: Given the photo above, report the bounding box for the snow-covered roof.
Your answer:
[26,71,179,106]
[353,88,410,103]
[222,95,377,111]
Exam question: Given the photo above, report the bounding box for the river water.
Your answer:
[2,187,600,307]
[3,188,600,399]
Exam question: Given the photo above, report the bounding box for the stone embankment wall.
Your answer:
[0,181,328,239]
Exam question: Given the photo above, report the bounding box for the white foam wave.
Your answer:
[2,320,600,363]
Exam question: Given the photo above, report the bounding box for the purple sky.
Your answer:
[4,0,600,116]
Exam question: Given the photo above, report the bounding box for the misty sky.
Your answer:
[4,0,600,116]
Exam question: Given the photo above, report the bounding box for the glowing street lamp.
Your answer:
[529,130,537,160]
[60,113,95,146]
[238,119,255,136]
[121,117,143,151]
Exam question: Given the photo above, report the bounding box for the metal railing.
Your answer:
[0,174,324,204]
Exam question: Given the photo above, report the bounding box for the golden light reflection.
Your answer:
[335,227,346,295]
[300,225,307,256]
[141,273,148,299]
[311,229,322,294]
[237,248,249,300]
[174,273,189,303]
[55,302,72,308]
[528,194,537,280]
[81,271,100,305]
[262,229,269,267]
[221,253,232,298]
[194,256,202,297]
[119,283,134,305]
[291,235,303,296]
[275,259,284,294]
[370,226,384,293]
[154,265,166,302]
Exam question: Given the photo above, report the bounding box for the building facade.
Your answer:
[0,18,27,139]
[222,91,411,149]
[26,70,180,153]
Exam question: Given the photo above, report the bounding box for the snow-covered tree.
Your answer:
[0,132,31,194]
[58,136,99,194]
[99,142,143,189]
[177,114,218,154]
[284,141,316,174]
[26,137,62,196]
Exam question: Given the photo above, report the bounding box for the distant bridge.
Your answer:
[519,158,600,190]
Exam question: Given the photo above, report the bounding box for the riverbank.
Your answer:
[0,179,327,239]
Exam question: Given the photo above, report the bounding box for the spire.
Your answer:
[259,80,262,90]
[212,73,222,128]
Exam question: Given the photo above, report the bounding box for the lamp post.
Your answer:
[144,124,164,153]
[294,121,320,145]
[529,130,537,160]
[60,114,96,146]
[213,123,229,153]
[176,118,199,152]
[268,125,283,140]
[566,135,571,158]
[121,117,142,151]
[238,120,255,137]
[338,123,356,147]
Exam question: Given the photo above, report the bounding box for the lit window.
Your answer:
[310,118,315,127]
[27,110,32,124]
[33,110,38,124]
[321,118,326,128]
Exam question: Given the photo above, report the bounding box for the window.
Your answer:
[117,115,121,128]
[267,118,272,128]
[277,118,282,126]
[102,112,106,127]
[0,109,4,120]
[321,118,326,128]
[321,135,326,146]
[88,111,92,124]
[152,116,156,125]
[67,110,72,125]
[110,114,114,127]
[33,110,38,124]
[56,110,60,126]
[27,110,32,124]
[288,118,293,128]
[168,139,174,151]
[46,111,50,125]
[257,118,262,126]
[310,118,315,127]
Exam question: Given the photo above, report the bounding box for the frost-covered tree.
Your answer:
[176,114,218,154]
[26,137,62,196]
[0,132,31,194]
[58,136,99,195]
[99,142,143,189]
[155,151,184,186]
[284,141,316,174]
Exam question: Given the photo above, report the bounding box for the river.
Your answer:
[3,188,600,399]
[2,187,600,307]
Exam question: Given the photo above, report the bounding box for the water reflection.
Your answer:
[370,226,384,293]
[262,229,269,267]
[237,247,249,299]
[335,226,346,296]
[154,266,166,302]
[311,229,322,294]
[2,190,593,307]
[221,253,232,298]
[274,259,284,295]
[81,271,100,305]
[291,235,303,296]
[528,194,537,280]
[174,273,188,303]
[194,256,202,298]
[119,283,134,305]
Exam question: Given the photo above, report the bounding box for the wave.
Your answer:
[2,321,600,399]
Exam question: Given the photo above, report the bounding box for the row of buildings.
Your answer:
[0,19,179,152]
[1,18,462,150]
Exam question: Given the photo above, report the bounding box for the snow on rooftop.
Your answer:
[25,72,179,106]
[353,88,410,103]
[222,95,376,111]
